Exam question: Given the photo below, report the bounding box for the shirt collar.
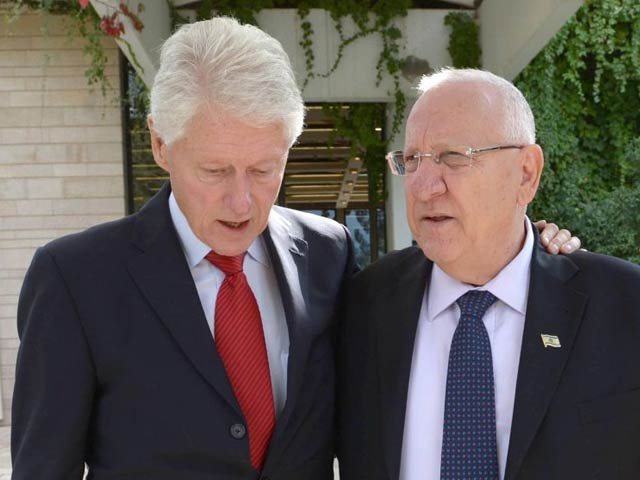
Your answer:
[426,217,534,321]
[168,192,270,268]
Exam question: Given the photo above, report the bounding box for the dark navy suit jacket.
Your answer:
[338,228,640,479]
[12,183,355,480]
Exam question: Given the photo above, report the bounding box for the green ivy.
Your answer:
[72,6,112,97]
[7,1,112,96]
[7,0,143,99]
[293,0,409,140]
[323,103,387,204]
[516,0,640,262]
[444,11,481,68]
[168,0,190,28]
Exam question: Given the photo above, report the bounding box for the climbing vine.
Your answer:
[4,0,145,97]
[323,103,387,203]
[292,1,409,138]
[516,0,640,262]
[444,11,480,68]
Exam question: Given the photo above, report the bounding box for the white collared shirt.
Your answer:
[168,193,289,415]
[399,218,534,480]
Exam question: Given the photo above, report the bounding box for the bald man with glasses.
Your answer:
[338,68,640,480]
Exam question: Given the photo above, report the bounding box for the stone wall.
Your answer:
[0,11,125,425]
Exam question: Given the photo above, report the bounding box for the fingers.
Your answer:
[533,220,547,239]
[547,228,571,255]
[537,220,581,254]
[560,236,581,254]
[539,222,559,248]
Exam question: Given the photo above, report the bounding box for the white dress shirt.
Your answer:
[399,218,534,480]
[168,193,289,415]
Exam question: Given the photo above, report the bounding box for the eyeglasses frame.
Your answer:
[385,144,526,176]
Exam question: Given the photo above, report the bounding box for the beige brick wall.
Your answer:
[0,11,126,425]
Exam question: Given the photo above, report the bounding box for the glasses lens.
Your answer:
[439,151,470,168]
[387,151,406,175]
[404,154,420,173]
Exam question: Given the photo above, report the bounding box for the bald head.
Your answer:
[407,81,510,151]
[411,68,536,146]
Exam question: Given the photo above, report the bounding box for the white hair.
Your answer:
[150,17,304,146]
[417,68,536,144]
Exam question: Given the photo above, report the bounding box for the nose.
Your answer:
[406,159,447,201]
[225,173,252,216]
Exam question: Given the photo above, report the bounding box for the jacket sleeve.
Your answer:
[12,247,96,480]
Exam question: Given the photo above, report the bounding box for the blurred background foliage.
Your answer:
[515,0,640,263]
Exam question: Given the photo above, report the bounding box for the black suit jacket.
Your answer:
[338,229,640,479]
[12,184,356,480]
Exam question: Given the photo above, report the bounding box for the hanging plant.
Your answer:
[6,0,145,97]
[323,103,387,204]
[294,1,410,201]
[444,11,481,68]
[294,0,409,139]
[516,0,640,262]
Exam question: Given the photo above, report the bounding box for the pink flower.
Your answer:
[100,12,125,38]
[78,0,90,8]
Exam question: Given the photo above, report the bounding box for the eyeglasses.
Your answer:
[385,145,525,176]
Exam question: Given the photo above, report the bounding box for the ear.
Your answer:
[148,116,170,173]
[517,144,544,206]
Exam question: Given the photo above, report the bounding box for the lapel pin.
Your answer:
[541,334,561,348]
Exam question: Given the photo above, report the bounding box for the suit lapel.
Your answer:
[126,184,241,415]
[260,209,310,449]
[505,238,587,480]
[377,249,432,479]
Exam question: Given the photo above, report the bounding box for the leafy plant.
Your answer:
[444,11,480,68]
[294,0,409,139]
[6,0,145,97]
[323,103,387,204]
[516,0,640,262]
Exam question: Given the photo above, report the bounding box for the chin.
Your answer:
[201,235,243,256]
[213,242,251,257]
[202,224,254,255]
[420,239,459,265]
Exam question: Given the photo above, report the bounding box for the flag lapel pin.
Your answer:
[541,334,561,348]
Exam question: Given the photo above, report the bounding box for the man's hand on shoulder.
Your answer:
[534,219,581,255]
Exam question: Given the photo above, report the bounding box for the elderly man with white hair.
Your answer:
[338,68,640,480]
[11,17,356,480]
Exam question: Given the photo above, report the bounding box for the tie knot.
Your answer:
[205,251,245,275]
[456,290,497,318]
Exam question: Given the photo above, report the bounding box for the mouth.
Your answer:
[424,214,453,223]
[219,220,250,230]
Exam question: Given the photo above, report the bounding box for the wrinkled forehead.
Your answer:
[405,82,505,148]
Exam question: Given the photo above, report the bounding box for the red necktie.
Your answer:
[205,251,275,472]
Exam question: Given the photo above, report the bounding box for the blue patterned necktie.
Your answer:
[441,290,499,480]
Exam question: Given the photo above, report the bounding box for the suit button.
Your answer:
[229,423,246,439]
